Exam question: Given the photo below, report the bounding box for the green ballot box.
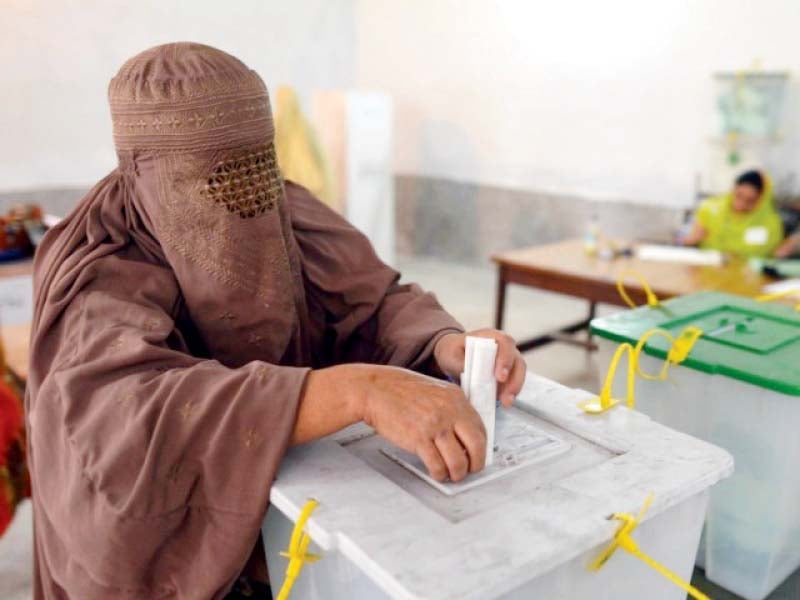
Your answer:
[592,291,800,600]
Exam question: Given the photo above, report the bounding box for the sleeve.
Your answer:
[27,257,309,595]
[284,181,464,371]
[695,197,715,230]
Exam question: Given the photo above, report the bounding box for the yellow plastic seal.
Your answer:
[580,326,703,414]
[579,342,632,413]
[616,269,660,309]
[276,498,321,600]
[589,494,711,600]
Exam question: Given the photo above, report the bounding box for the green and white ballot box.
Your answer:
[592,291,800,600]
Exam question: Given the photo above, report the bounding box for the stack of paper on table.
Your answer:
[636,244,724,266]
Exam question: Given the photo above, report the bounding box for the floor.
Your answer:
[1,255,799,599]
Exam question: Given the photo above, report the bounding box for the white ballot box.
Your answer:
[263,373,732,600]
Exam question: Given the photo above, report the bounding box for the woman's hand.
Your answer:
[293,364,487,482]
[359,366,486,482]
[433,329,526,407]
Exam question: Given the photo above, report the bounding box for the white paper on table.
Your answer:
[636,244,724,266]
[762,278,800,296]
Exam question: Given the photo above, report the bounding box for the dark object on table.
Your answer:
[754,258,800,279]
[0,204,46,261]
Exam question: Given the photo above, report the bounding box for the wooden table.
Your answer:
[492,239,774,352]
[0,259,33,381]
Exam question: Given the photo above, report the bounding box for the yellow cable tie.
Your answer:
[616,269,660,309]
[635,326,703,381]
[579,343,634,413]
[667,326,703,364]
[581,326,702,414]
[633,329,674,382]
[276,498,321,600]
[589,494,711,600]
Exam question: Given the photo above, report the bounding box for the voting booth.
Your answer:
[262,371,731,599]
[592,291,800,600]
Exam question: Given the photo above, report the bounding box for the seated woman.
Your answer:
[682,170,784,258]
[26,44,527,599]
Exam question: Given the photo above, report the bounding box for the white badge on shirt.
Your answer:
[744,226,769,246]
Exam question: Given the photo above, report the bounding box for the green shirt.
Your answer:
[696,179,783,258]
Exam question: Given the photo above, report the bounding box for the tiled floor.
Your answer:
[2,256,799,599]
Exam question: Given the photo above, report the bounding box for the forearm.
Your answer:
[363,283,464,371]
[290,364,369,445]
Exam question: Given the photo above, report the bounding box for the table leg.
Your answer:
[494,267,507,330]
[512,298,598,353]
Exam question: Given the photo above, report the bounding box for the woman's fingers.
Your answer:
[360,364,493,482]
[434,329,524,386]
[432,333,465,378]
[492,332,517,383]
[454,418,487,473]
[499,355,527,407]
[434,431,470,482]
[417,441,448,482]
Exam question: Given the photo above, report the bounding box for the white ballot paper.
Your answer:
[461,336,498,467]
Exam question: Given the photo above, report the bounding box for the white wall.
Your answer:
[0,0,356,191]
[5,1,800,207]
[355,0,800,207]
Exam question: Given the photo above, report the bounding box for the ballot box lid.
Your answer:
[268,373,732,599]
[591,291,800,395]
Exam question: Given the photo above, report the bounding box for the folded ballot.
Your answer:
[461,336,499,466]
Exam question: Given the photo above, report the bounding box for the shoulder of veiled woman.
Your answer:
[283,179,348,227]
[71,248,180,313]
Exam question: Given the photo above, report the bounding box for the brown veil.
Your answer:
[26,43,462,599]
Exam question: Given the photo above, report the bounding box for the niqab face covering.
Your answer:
[109,42,303,366]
